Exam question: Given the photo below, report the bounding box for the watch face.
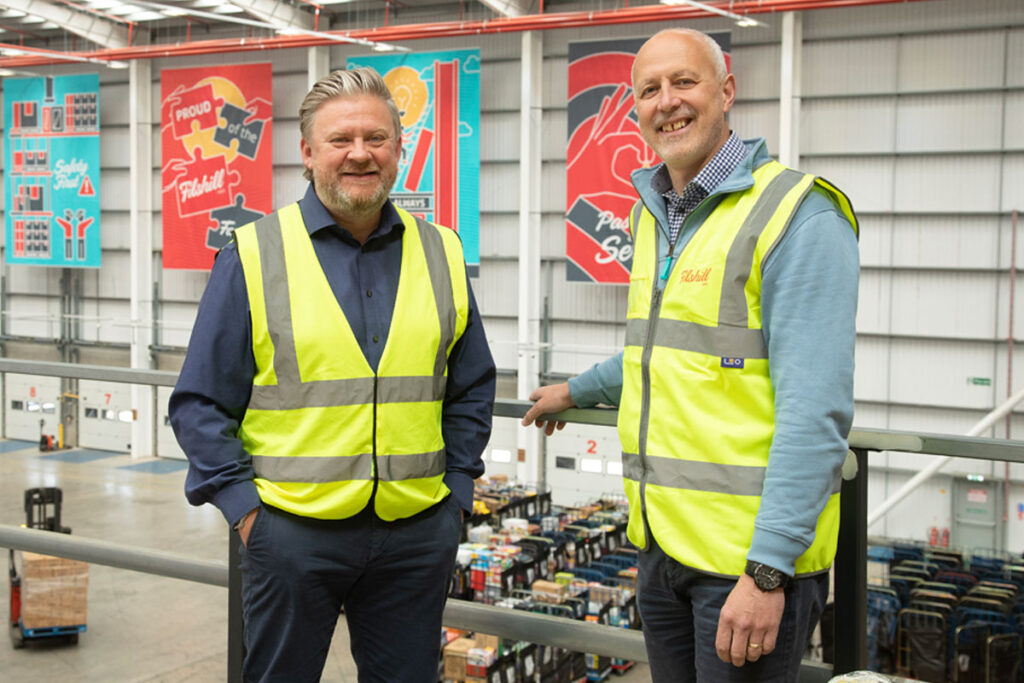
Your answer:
[754,565,782,590]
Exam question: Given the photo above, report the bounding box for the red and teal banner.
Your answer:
[4,74,101,267]
[161,63,273,270]
[566,34,730,283]
[347,50,480,276]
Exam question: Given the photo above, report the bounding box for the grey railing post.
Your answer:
[228,529,244,683]
[833,447,868,674]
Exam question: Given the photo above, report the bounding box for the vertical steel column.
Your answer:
[228,529,244,683]
[129,56,155,458]
[778,11,802,168]
[833,447,868,674]
[516,30,543,485]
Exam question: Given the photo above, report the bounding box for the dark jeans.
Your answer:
[239,496,463,683]
[638,538,829,683]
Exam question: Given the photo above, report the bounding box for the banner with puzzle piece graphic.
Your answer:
[161,63,273,270]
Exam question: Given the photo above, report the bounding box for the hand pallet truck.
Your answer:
[9,487,86,648]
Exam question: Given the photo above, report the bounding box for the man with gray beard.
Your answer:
[170,67,495,682]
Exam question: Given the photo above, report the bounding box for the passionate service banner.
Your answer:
[566,33,730,283]
[4,74,101,267]
[347,49,481,276]
[161,63,273,270]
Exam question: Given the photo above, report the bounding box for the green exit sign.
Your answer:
[968,377,992,386]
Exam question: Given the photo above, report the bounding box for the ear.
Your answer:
[721,73,737,114]
[300,137,313,172]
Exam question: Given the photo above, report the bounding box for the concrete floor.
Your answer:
[0,439,651,682]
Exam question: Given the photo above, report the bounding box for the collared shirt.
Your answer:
[652,131,748,245]
[169,184,496,525]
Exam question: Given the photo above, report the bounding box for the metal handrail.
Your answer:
[2,357,1024,681]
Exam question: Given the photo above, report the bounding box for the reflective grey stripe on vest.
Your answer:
[622,451,842,495]
[719,169,808,327]
[248,209,454,411]
[625,318,768,359]
[413,215,456,378]
[624,169,809,359]
[630,200,644,234]
[251,449,444,482]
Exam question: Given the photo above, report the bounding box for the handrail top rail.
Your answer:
[1,358,1023,464]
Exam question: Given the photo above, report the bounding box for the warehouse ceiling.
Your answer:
[0,0,936,69]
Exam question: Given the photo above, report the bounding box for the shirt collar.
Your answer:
[650,131,747,199]
[296,183,404,242]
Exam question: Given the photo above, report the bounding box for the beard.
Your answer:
[314,164,397,218]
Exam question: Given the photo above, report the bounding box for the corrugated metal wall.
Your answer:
[2,0,1024,546]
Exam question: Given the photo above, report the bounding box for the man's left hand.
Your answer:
[714,573,785,667]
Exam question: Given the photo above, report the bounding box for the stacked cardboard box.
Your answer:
[19,551,88,628]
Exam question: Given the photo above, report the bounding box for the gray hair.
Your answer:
[647,28,729,83]
[298,67,403,181]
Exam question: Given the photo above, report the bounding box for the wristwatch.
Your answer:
[745,560,791,592]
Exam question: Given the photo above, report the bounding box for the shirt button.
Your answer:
[372,335,379,343]
[366,290,373,298]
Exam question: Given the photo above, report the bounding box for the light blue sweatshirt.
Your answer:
[567,137,860,577]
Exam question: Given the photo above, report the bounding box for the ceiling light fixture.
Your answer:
[131,0,408,52]
[660,0,765,28]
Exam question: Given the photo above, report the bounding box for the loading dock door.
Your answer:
[951,478,1004,555]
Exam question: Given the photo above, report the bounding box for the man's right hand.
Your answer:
[521,383,575,436]
[236,507,259,547]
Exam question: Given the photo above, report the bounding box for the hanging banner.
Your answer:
[347,49,480,276]
[4,74,101,268]
[566,33,731,283]
[161,63,273,270]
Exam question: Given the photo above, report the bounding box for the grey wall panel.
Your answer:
[804,0,1024,40]
[6,266,62,296]
[866,470,952,541]
[92,251,131,300]
[1001,155,1024,212]
[481,164,519,213]
[101,81,130,126]
[730,43,780,101]
[272,126,302,168]
[889,271,997,338]
[548,322,624,377]
[888,339,997,409]
[475,260,518,318]
[898,31,1006,91]
[1006,93,1024,149]
[101,169,131,212]
[100,212,131,251]
[893,155,1002,213]
[542,161,567,214]
[542,109,568,161]
[78,299,130,344]
[543,56,568,111]
[801,97,896,155]
[479,213,517,257]
[274,172,308,209]
[851,402,889,429]
[1009,28,1024,88]
[482,60,521,111]
[548,262,628,323]
[541,215,568,261]
[729,101,778,156]
[481,112,520,162]
[889,216,1001,269]
[854,337,892,402]
[855,270,893,335]
[272,72,307,121]
[158,301,203,349]
[896,93,1005,153]
[859,215,893,268]
[802,38,898,97]
[101,127,130,169]
[481,316,517,370]
[161,269,209,303]
[802,157,894,213]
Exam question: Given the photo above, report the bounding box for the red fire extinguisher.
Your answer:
[941,528,950,548]
[928,527,938,546]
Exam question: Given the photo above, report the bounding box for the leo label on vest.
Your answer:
[721,357,745,368]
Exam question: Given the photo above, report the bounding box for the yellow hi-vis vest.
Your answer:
[233,203,469,521]
[619,161,858,577]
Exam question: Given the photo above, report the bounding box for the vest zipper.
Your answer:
[370,375,379,505]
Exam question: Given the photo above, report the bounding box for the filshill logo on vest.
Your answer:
[679,266,712,285]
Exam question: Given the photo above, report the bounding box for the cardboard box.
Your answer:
[19,551,88,628]
[443,636,477,681]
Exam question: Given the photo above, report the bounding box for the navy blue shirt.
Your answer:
[169,184,496,526]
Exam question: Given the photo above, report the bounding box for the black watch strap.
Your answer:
[745,560,791,591]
